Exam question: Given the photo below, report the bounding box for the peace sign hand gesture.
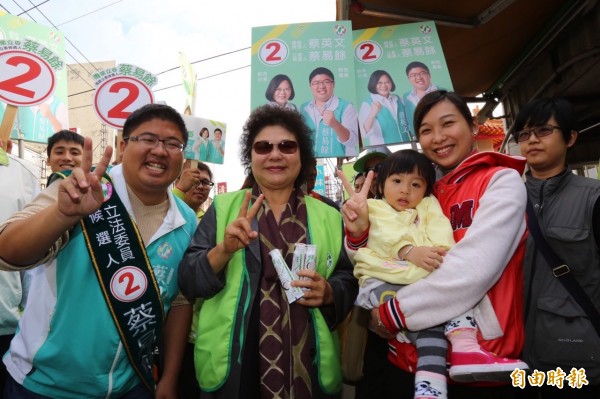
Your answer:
[57,137,113,224]
[208,191,264,273]
[222,191,264,254]
[337,169,374,238]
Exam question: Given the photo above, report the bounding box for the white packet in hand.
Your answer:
[269,249,304,303]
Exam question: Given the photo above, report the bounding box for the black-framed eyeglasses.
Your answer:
[364,164,383,174]
[125,133,185,153]
[515,125,561,143]
[252,140,298,155]
[196,180,214,188]
[310,79,334,87]
[408,71,430,79]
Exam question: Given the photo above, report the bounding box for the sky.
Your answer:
[1,0,338,190]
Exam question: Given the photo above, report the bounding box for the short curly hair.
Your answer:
[240,105,315,187]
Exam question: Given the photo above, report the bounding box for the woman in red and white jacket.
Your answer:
[342,91,528,398]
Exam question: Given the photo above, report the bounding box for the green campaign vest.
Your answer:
[195,190,343,393]
[365,95,411,143]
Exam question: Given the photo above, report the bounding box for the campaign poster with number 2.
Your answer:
[251,21,359,159]
[92,64,157,129]
[181,115,227,165]
[0,11,68,144]
[354,21,453,146]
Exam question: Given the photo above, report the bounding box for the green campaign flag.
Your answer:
[179,51,196,115]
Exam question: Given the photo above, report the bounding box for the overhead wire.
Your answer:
[25,0,102,76]
[9,0,98,90]
[69,64,251,109]
[55,0,123,27]
[13,0,50,15]
[6,1,252,108]
[155,65,250,92]
[68,47,252,98]
[156,47,250,76]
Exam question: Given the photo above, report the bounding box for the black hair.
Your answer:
[376,149,436,197]
[214,128,223,135]
[367,70,396,94]
[200,127,209,138]
[511,97,576,143]
[413,90,474,137]
[308,67,334,83]
[240,105,314,187]
[196,161,213,180]
[47,130,84,156]
[122,103,188,145]
[405,61,430,76]
[265,74,296,102]
[353,171,364,182]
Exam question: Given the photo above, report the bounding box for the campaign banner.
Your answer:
[354,21,453,146]
[216,182,227,194]
[179,51,196,115]
[313,164,325,195]
[0,11,68,143]
[92,64,157,130]
[181,115,226,165]
[251,21,359,159]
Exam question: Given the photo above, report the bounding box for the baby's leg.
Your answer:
[446,309,528,382]
[371,281,405,307]
[414,326,447,399]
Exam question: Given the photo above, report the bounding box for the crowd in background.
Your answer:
[0,92,598,399]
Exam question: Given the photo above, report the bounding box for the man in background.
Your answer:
[513,97,600,398]
[172,160,213,398]
[46,130,84,173]
[352,146,391,198]
[173,160,213,221]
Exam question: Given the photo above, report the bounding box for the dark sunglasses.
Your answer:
[364,163,383,174]
[252,140,298,155]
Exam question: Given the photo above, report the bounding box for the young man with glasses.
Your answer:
[0,104,197,398]
[513,97,600,398]
[403,61,440,137]
[174,160,214,221]
[301,66,359,158]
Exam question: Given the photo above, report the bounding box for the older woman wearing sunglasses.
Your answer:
[178,105,357,399]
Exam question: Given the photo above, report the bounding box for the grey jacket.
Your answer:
[522,169,600,381]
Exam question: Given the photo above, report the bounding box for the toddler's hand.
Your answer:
[402,245,447,272]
